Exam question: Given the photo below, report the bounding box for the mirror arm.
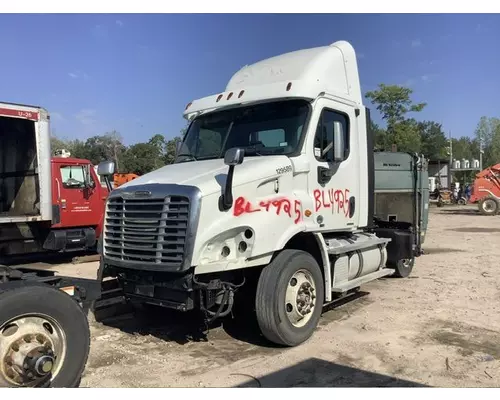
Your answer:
[219,147,245,211]
[85,165,94,189]
[104,176,113,192]
[220,165,235,211]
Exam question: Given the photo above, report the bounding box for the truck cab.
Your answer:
[98,40,428,347]
[47,156,109,252]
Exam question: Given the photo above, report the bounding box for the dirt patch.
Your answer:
[448,227,500,233]
[86,349,129,369]
[438,209,480,216]
[428,319,500,360]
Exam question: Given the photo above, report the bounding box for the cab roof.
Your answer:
[183,40,362,120]
[51,157,92,164]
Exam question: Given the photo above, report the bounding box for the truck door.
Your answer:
[53,162,102,228]
[307,99,360,231]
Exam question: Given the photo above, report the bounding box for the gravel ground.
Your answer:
[57,205,500,387]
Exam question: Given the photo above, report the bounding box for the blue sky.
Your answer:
[0,13,499,144]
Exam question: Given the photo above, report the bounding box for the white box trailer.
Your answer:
[0,102,52,224]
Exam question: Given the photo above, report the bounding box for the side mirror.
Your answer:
[97,160,115,177]
[333,121,345,162]
[224,148,245,166]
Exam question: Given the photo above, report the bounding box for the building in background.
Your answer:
[428,159,451,189]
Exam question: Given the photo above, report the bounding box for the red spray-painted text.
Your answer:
[233,196,302,224]
[313,188,351,218]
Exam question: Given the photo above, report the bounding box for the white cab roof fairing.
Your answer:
[183,40,362,120]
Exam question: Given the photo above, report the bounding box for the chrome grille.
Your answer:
[103,195,190,267]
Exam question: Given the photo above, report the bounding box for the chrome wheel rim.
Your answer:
[285,269,317,328]
[0,314,67,387]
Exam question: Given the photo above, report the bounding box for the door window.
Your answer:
[313,109,350,162]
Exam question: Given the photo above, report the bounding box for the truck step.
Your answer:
[325,234,390,255]
[331,268,394,293]
[88,278,133,323]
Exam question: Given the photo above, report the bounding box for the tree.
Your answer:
[67,139,89,160]
[452,136,479,161]
[50,135,89,159]
[83,132,126,171]
[391,119,421,154]
[164,124,190,165]
[365,84,426,129]
[365,84,426,153]
[148,134,167,170]
[122,142,162,175]
[474,116,500,168]
[370,120,387,151]
[164,137,181,165]
[107,130,125,172]
[149,134,166,151]
[418,121,448,160]
[50,135,68,154]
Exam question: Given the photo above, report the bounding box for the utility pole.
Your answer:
[448,131,453,189]
[479,133,484,171]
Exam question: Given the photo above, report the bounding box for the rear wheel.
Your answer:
[255,249,324,347]
[392,257,415,278]
[478,197,499,215]
[0,284,90,387]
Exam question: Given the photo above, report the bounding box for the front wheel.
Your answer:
[255,249,324,347]
[478,197,499,216]
[0,284,90,387]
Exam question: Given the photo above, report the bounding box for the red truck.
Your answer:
[0,102,109,261]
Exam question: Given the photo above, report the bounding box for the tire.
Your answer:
[255,249,324,347]
[0,284,90,388]
[392,257,414,278]
[457,198,467,206]
[478,197,499,215]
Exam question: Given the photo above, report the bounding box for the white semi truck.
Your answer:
[96,40,427,347]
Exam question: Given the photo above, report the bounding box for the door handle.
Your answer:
[55,178,61,201]
[349,196,355,218]
[317,166,334,185]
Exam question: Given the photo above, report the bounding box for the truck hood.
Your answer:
[118,156,291,196]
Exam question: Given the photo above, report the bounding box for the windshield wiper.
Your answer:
[242,146,264,156]
[197,155,220,161]
[176,151,198,162]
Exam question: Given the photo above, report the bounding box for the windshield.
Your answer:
[175,99,310,162]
